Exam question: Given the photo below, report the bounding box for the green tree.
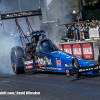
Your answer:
[83,0,99,6]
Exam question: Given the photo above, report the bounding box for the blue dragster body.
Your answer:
[35,40,95,74]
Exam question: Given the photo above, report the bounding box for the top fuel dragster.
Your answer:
[1,8,100,78]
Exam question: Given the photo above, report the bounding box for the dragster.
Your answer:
[1,8,100,78]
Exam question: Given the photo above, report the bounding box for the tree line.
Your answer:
[47,0,100,22]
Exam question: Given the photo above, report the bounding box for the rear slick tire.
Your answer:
[11,46,25,74]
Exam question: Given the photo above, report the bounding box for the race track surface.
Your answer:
[0,58,100,100]
[0,72,100,100]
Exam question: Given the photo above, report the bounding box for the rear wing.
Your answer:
[0,9,42,20]
[0,9,43,47]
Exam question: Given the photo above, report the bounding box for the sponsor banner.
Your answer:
[59,42,94,60]
[64,45,72,54]
[37,58,45,67]
[59,45,63,51]
[37,57,52,67]
[73,44,82,58]
[56,58,61,67]
[82,43,94,59]
[26,65,33,69]
[24,60,33,65]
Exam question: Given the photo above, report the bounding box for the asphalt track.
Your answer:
[0,59,100,100]
[0,71,100,100]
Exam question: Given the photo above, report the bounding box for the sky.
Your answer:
[47,0,52,6]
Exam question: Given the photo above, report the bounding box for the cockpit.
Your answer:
[40,40,59,53]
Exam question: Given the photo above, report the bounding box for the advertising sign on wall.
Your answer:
[73,44,82,58]
[59,45,63,51]
[82,43,93,59]
[59,42,94,60]
[64,45,72,54]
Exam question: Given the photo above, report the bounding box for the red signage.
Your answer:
[26,65,33,69]
[82,43,93,59]
[59,42,94,60]
[73,44,82,58]
[59,45,63,51]
[64,45,72,54]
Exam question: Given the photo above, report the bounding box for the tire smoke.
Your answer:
[0,37,20,74]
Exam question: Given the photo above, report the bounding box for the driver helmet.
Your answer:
[43,42,48,48]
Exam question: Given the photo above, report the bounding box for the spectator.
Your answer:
[95,20,99,28]
[80,23,84,39]
[83,24,89,39]
[65,25,72,39]
[90,20,96,28]
[74,23,80,40]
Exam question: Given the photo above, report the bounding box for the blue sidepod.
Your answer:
[47,51,95,74]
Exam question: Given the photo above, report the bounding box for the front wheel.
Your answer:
[72,58,80,78]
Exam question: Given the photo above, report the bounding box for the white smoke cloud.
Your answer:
[0,36,20,74]
[0,14,41,74]
[46,0,75,46]
[0,0,42,74]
